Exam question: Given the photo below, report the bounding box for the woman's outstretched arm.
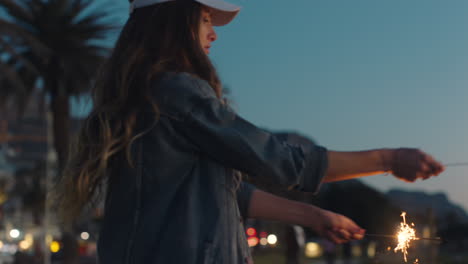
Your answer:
[324,148,445,183]
[247,188,365,244]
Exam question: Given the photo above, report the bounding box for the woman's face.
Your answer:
[199,8,217,55]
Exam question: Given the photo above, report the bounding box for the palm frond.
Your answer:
[0,20,50,58]
[0,0,33,24]
[0,38,40,76]
[67,0,94,21]
[0,0,115,104]
[0,61,28,96]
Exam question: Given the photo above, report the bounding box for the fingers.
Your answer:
[423,153,445,175]
[336,228,351,240]
[391,148,445,182]
[352,230,365,240]
[325,213,366,244]
[326,230,347,244]
[326,228,365,244]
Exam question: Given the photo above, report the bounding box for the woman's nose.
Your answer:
[209,27,217,42]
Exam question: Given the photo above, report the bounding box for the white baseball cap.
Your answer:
[130,0,241,26]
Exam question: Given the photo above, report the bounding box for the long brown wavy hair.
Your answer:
[53,0,223,227]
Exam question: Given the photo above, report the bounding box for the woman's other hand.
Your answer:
[308,209,365,244]
[387,148,445,182]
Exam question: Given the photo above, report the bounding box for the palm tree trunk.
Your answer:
[50,92,70,172]
[46,65,78,264]
[46,55,69,174]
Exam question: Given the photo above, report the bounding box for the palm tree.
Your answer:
[0,0,114,170]
[0,1,116,263]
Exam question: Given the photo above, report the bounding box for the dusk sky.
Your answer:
[74,0,468,211]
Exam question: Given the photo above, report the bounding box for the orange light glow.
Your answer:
[247,237,259,247]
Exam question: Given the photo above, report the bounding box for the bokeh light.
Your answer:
[80,232,90,240]
[9,229,20,239]
[246,228,256,237]
[247,237,259,247]
[305,242,322,258]
[50,241,60,253]
[267,234,277,245]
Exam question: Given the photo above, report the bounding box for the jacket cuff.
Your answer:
[290,145,328,194]
[236,181,256,220]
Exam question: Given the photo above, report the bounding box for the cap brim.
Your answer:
[196,0,241,26]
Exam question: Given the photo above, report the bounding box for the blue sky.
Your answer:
[75,0,468,211]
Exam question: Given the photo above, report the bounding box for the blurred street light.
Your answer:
[267,234,277,245]
[50,241,60,253]
[305,242,322,258]
[80,232,90,240]
[9,229,20,239]
[247,237,259,247]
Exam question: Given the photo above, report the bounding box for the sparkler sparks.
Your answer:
[394,212,417,262]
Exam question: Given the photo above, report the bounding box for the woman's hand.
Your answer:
[307,209,365,244]
[387,148,445,182]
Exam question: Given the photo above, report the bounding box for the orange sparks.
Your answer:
[394,212,417,262]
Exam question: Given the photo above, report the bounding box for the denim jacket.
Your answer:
[97,72,328,264]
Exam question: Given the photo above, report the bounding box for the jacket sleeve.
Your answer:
[236,181,256,220]
[152,73,328,193]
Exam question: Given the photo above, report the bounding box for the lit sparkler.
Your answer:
[366,212,443,263]
[394,212,417,262]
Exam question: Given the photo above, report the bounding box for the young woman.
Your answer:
[55,0,444,263]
